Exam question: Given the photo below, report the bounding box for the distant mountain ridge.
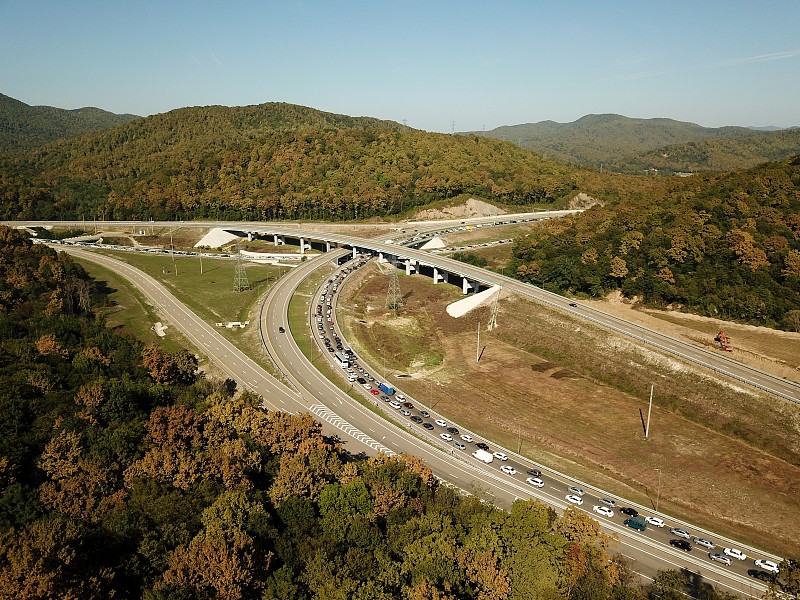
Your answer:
[0,101,577,221]
[468,114,800,173]
[0,93,140,152]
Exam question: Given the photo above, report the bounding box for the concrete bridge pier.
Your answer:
[433,267,448,284]
[273,234,285,246]
[325,241,331,252]
[405,259,417,276]
[462,277,474,295]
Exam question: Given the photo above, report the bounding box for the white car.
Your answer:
[362,383,372,390]
[389,400,401,409]
[440,433,453,442]
[400,409,411,416]
[500,465,517,475]
[435,419,447,427]
[723,548,747,561]
[645,516,665,528]
[567,486,585,496]
[754,559,780,574]
[460,434,473,443]
[593,505,614,518]
[565,494,584,506]
[599,498,616,507]
[396,394,406,401]
[526,477,544,488]
[493,452,508,461]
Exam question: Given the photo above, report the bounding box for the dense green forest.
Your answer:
[2,226,781,599]
[473,114,800,174]
[2,99,800,328]
[0,102,577,222]
[510,157,800,328]
[0,93,140,153]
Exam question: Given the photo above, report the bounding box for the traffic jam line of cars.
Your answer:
[311,256,784,585]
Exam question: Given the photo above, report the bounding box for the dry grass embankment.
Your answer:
[337,264,800,558]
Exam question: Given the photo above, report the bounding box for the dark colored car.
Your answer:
[620,507,639,517]
[403,402,414,409]
[526,468,542,478]
[623,517,646,532]
[410,416,423,423]
[446,427,459,435]
[747,569,775,583]
[476,442,490,451]
[278,326,285,333]
[356,377,366,385]
[422,423,435,430]
[670,539,691,552]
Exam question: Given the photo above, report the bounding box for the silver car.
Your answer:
[709,553,731,566]
[670,527,691,539]
[694,537,715,550]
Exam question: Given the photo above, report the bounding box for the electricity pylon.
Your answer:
[233,244,251,292]
[386,266,403,314]
[486,287,501,331]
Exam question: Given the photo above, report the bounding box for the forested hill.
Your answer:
[471,113,800,174]
[0,93,140,152]
[0,227,660,599]
[510,156,800,328]
[0,102,579,221]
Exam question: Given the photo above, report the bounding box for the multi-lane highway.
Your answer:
[257,247,783,597]
[240,224,800,404]
[49,225,790,598]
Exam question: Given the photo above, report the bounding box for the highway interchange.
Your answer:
[44,217,796,598]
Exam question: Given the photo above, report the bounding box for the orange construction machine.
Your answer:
[714,331,733,352]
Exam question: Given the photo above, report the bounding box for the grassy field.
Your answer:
[82,249,295,381]
[78,258,189,354]
[337,263,800,558]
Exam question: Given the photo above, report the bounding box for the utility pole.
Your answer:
[645,384,654,438]
[476,321,480,363]
[655,468,662,512]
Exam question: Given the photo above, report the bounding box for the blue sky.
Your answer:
[2,0,798,132]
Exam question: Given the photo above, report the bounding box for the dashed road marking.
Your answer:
[309,404,395,456]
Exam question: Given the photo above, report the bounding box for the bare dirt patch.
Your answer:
[585,292,800,384]
[411,198,506,221]
[337,267,800,557]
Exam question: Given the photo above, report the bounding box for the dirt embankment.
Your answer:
[337,265,800,558]
[411,198,506,221]
[585,291,800,383]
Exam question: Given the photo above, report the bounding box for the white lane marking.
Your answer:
[309,404,395,456]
